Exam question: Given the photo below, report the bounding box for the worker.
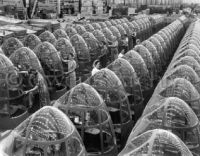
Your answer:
[136,39,141,45]
[108,36,119,61]
[67,53,76,89]
[62,53,77,89]
[121,34,129,54]
[0,130,17,156]
[99,41,108,68]
[91,60,101,76]
[132,32,137,47]
[118,49,125,58]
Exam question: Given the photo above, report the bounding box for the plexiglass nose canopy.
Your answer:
[75,25,87,35]
[84,24,95,32]
[134,44,156,80]
[55,38,76,61]
[70,34,90,62]
[39,31,57,45]
[55,83,104,108]
[141,40,162,73]
[107,58,140,93]
[164,65,200,94]
[86,68,127,103]
[156,78,200,118]
[33,41,64,76]
[9,47,44,75]
[54,83,118,155]
[13,106,87,156]
[92,30,107,44]
[2,37,23,57]
[65,26,78,38]
[109,26,121,40]
[119,129,193,156]
[86,68,132,149]
[0,54,24,116]
[107,58,143,107]
[53,29,69,40]
[23,34,41,50]
[127,97,200,152]
[81,31,100,60]
[123,50,152,91]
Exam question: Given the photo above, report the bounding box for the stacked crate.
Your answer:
[72,0,80,14]
[81,0,93,16]
[94,0,104,15]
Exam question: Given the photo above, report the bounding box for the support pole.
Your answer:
[31,0,38,19]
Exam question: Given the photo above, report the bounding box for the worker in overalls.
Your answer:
[136,39,141,45]
[108,36,119,61]
[99,41,108,68]
[121,34,129,54]
[91,60,101,76]
[132,32,137,47]
[62,53,77,89]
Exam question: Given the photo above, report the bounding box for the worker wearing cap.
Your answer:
[61,53,77,89]
[91,60,101,76]
[99,41,108,68]
[136,39,141,45]
[108,36,119,61]
[121,34,129,54]
[132,32,137,47]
